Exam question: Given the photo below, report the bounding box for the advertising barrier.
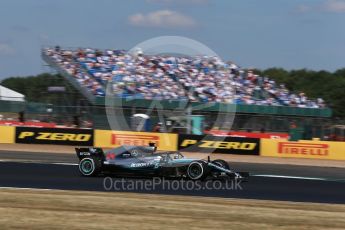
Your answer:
[178,134,260,155]
[0,126,15,143]
[0,120,57,128]
[261,139,345,160]
[94,130,177,151]
[205,130,289,139]
[15,127,93,146]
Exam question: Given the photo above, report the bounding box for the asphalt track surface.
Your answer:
[0,150,345,204]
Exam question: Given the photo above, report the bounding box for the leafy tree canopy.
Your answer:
[0,73,80,105]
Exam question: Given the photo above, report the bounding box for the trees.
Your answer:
[0,73,80,105]
[259,68,345,117]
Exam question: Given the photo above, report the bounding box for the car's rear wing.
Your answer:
[75,147,105,160]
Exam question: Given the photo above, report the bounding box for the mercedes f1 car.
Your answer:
[75,144,249,180]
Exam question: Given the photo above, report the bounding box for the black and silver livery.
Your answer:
[76,144,249,180]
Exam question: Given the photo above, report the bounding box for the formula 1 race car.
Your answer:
[75,144,249,181]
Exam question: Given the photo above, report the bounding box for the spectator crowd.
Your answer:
[44,47,326,108]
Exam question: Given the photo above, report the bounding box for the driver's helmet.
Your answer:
[172,153,181,159]
[149,142,157,151]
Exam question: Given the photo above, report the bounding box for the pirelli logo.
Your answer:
[278,142,329,156]
[178,134,260,155]
[180,139,256,150]
[15,127,93,146]
[111,134,159,146]
[18,132,91,141]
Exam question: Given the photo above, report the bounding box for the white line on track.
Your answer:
[252,174,344,182]
[50,162,78,166]
[0,186,56,191]
[0,160,344,182]
[0,159,78,166]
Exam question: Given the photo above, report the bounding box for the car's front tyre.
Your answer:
[212,159,230,169]
[187,161,209,180]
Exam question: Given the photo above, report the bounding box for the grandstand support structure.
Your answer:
[41,51,96,104]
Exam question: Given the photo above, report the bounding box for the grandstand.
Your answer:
[41,46,332,139]
[42,46,326,108]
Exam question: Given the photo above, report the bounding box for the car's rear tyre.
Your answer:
[187,161,209,180]
[79,157,101,176]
